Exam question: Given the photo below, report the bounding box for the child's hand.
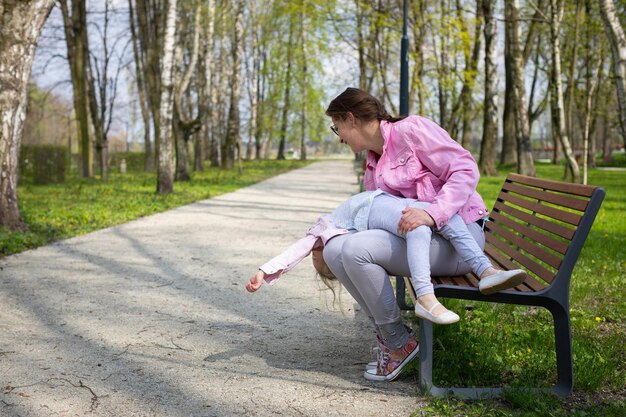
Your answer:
[246,270,266,292]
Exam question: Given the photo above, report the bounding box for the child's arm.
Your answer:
[246,270,266,292]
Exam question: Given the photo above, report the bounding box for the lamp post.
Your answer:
[399,0,409,117]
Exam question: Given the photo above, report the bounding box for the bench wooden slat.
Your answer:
[492,200,575,241]
[489,211,569,259]
[502,182,590,212]
[487,220,563,269]
[486,232,556,283]
[507,172,597,197]
[496,191,583,226]
[483,244,546,292]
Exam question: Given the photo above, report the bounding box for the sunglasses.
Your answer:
[330,124,339,136]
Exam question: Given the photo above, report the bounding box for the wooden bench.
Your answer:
[396,173,605,398]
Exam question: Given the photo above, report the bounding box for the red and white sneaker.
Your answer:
[363,334,419,381]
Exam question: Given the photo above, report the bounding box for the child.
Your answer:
[247,190,527,325]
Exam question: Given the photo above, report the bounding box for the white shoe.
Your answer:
[414,301,459,325]
[479,269,527,295]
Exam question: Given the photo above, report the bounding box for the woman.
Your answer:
[322,88,520,382]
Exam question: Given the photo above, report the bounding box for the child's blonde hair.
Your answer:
[311,247,339,301]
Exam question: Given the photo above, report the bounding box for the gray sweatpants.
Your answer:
[322,221,484,348]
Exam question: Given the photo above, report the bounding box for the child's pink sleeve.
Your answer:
[259,234,320,285]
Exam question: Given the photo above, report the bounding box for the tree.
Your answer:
[479,0,498,176]
[222,0,244,170]
[501,0,545,166]
[86,0,129,180]
[0,0,55,231]
[549,0,579,182]
[505,0,535,176]
[600,0,626,147]
[156,0,177,193]
[299,0,308,161]
[59,0,92,178]
[131,0,165,172]
[173,3,203,181]
[276,13,294,161]
[128,0,153,171]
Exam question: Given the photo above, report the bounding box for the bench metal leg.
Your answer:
[550,304,574,397]
[417,304,573,398]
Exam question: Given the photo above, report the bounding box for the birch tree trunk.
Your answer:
[550,0,579,182]
[505,0,535,176]
[479,0,498,176]
[156,0,177,194]
[600,0,626,147]
[222,0,244,170]
[0,0,54,231]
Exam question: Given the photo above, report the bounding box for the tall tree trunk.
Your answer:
[156,0,177,194]
[565,0,583,146]
[355,0,369,91]
[409,0,426,115]
[457,0,483,149]
[505,0,535,176]
[59,0,92,178]
[246,0,259,161]
[479,0,498,176]
[550,0,579,182]
[222,0,244,170]
[501,31,518,166]
[174,4,202,181]
[277,16,294,161]
[501,0,544,166]
[210,6,226,168]
[299,0,308,161]
[600,0,626,147]
[197,0,215,171]
[128,0,153,172]
[0,0,54,231]
[135,0,164,171]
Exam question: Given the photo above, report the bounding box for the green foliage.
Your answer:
[109,152,146,173]
[407,164,625,415]
[2,159,311,256]
[19,145,68,185]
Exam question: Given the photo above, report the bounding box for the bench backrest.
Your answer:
[484,173,605,293]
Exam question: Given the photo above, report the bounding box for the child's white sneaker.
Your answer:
[478,269,527,295]
[414,301,459,325]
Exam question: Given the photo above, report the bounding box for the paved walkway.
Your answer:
[0,161,424,417]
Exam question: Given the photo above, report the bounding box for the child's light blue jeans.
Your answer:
[367,193,491,298]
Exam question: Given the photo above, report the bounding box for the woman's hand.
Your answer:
[398,207,435,234]
[246,270,266,292]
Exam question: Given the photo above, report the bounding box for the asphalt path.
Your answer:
[0,160,424,417]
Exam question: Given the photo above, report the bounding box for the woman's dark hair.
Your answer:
[325,87,405,123]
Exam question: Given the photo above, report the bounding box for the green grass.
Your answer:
[1,159,311,256]
[407,162,625,416]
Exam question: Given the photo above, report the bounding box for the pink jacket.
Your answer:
[363,116,488,229]
[260,215,349,285]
